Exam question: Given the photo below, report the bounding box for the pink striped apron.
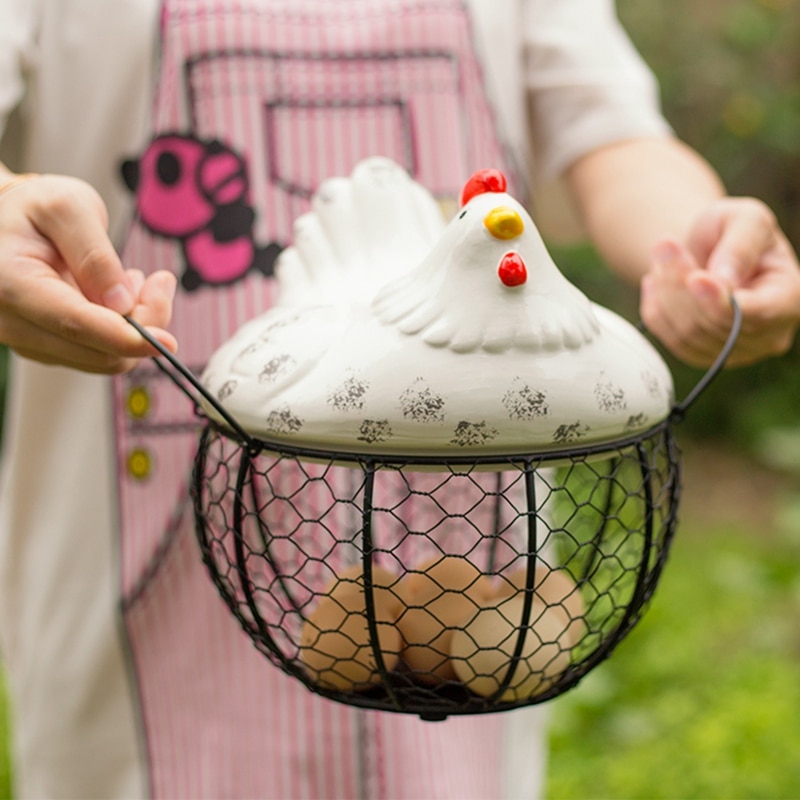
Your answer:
[114,1,530,797]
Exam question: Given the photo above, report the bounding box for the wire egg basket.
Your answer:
[127,301,739,721]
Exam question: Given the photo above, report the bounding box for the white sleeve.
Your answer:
[523,0,672,179]
[0,0,39,142]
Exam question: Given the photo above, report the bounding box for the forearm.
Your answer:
[566,137,726,283]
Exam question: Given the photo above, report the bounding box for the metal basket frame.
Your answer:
[125,300,740,719]
[192,420,681,719]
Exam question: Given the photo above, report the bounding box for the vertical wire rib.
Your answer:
[360,463,402,709]
[487,459,539,703]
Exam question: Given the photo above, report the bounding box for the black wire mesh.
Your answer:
[123,299,739,720]
[193,420,680,720]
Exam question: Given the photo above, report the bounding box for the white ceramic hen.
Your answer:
[201,158,674,456]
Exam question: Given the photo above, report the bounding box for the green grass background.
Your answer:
[546,513,800,799]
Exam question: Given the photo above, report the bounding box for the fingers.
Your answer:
[127,269,146,298]
[687,198,778,288]
[2,250,174,346]
[652,240,691,279]
[643,233,800,367]
[0,173,178,373]
[21,175,138,313]
[641,239,735,367]
[0,268,178,372]
[644,189,800,368]
[3,314,146,374]
[128,271,179,351]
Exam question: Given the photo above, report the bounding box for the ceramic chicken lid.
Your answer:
[200,157,674,456]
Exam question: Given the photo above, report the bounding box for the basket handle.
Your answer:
[123,316,257,448]
[665,295,742,423]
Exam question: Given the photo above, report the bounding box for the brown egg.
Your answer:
[299,565,402,692]
[495,564,586,647]
[449,594,573,701]
[395,556,492,683]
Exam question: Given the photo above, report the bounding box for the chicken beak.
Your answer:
[484,206,524,240]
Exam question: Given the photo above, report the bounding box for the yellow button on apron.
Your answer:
[127,386,151,419]
[126,447,153,481]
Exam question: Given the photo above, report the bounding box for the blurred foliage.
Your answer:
[547,8,800,785]
[546,517,800,799]
[610,0,800,451]
[0,672,9,800]
[619,0,800,240]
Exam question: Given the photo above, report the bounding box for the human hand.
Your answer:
[640,197,800,368]
[0,172,177,373]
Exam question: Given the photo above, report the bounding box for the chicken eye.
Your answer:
[458,209,468,219]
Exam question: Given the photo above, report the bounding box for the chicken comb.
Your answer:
[459,168,507,207]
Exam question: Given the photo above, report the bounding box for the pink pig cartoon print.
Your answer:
[121,133,280,291]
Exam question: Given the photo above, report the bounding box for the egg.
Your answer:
[495,564,586,648]
[449,593,573,701]
[299,565,402,691]
[395,556,493,683]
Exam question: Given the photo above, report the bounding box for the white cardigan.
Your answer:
[0,2,669,797]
